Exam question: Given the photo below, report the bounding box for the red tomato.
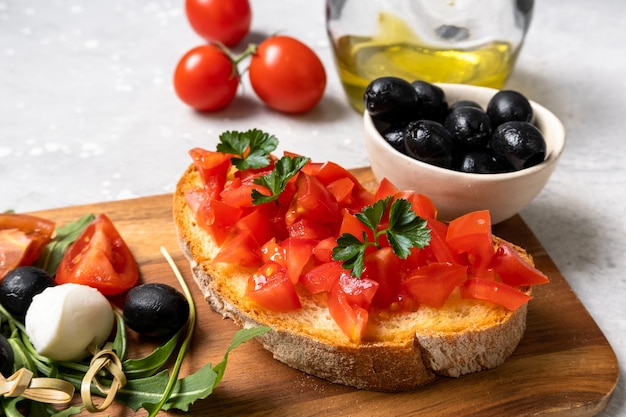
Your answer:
[300,261,345,294]
[490,241,549,286]
[213,230,263,268]
[285,173,340,227]
[402,263,468,308]
[246,262,301,312]
[249,36,326,113]
[173,44,239,111]
[0,213,55,279]
[460,278,532,311]
[361,247,404,308]
[189,148,232,193]
[327,274,378,343]
[56,214,138,296]
[185,0,251,47]
[446,210,495,273]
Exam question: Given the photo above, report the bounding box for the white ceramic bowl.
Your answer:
[363,83,565,224]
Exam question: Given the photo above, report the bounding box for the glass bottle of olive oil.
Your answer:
[327,3,533,113]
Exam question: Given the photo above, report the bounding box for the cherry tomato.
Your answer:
[173,44,239,112]
[249,36,326,113]
[185,0,252,47]
[56,214,138,296]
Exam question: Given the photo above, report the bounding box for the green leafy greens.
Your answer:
[332,197,431,278]
[0,218,270,416]
[216,129,279,170]
[251,154,310,205]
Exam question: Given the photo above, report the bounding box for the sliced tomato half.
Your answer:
[0,213,56,279]
[56,214,138,296]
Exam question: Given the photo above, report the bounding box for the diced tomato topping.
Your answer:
[446,210,495,273]
[402,263,467,308]
[460,278,532,310]
[491,241,549,286]
[327,274,378,343]
[186,146,548,342]
[285,172,340,227]
[213,230,263,268]
[246,262,301,312]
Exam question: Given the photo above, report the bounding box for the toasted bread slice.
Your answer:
[173,164,530,392]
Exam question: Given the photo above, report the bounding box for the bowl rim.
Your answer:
[363,83,566,180]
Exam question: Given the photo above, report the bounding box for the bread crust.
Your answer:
[173,163,530,392]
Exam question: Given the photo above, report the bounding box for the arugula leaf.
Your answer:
[216,129,278,170]
[332,198,431,278]
[36,213,95,275]
[251,155,310,205]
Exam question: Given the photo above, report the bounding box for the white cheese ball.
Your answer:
[25,283,114,361]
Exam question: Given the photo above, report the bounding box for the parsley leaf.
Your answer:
[251,154,310,205]
[332,198,431,278]
[216,129,278,170]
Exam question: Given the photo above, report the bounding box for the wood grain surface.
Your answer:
[30,168,618,417]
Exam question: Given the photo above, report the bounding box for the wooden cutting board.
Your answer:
[29,168,618,417]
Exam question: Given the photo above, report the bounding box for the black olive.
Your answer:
[458,151,511,174]
[491,121,546,170]
[363,77,419,124]
[486,90,533,126]
[380,124,409,153]
[0,334,14,377]
[0,266,56,322]
[404,120,455,169]
[123,283,190,339]
[443,106,492,151]
[449,100,483,111]
[410,80,448,122]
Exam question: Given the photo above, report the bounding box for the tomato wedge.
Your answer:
[0,213,56,279]
[56,214,138,296]
[460,278,532,310]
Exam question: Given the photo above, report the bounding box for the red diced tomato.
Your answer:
[213,230,263,268]
[326,177,355,205]
[282,237,316,284]
[426,218,465,265]
[409,193,437,219]
[361,246,403,308]
[246,262,301,312]
[284,173,340,227]
[491,241,549,286]
[374,177,400,200]
[286,218,331,240]
[189,148,231,190]
[300,261,346,294]
[446,210,495,273]
[402,263,467,308]
[460,278,532,310]
[312,236,337,263]
[327,274,379,343]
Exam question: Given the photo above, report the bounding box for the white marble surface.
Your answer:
[1,0,624,415]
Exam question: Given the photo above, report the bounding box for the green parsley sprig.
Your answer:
[251,155,310,205]
[332,197,431,278]
[216,129,278,170]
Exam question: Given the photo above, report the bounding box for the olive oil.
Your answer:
[330,12,518,112]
